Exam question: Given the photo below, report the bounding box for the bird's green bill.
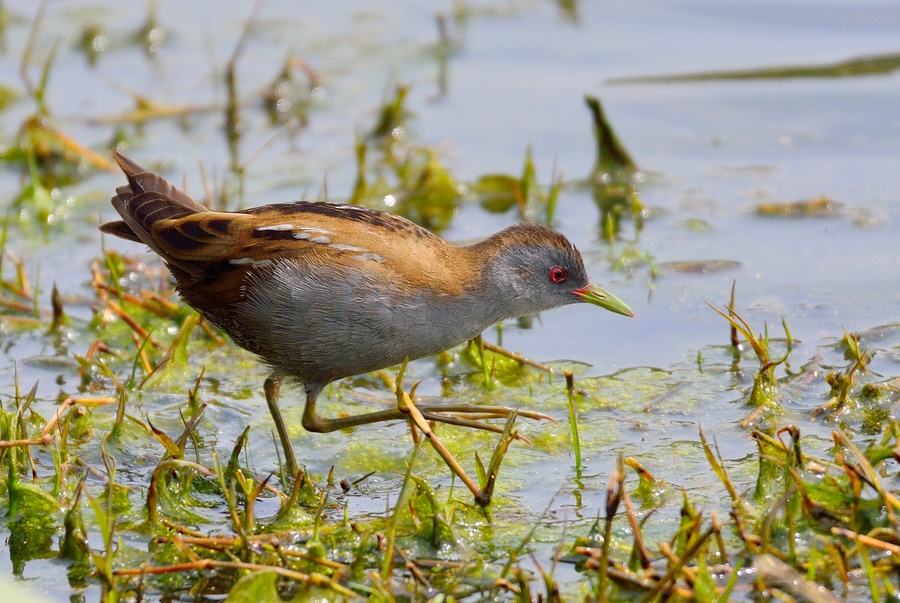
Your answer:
[574,283,635,317]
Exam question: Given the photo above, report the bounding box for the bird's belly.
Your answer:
[231,262,491,385]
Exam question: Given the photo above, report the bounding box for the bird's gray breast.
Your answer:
[233,259,491,385]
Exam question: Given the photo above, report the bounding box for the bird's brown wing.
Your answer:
[101,151,473,304]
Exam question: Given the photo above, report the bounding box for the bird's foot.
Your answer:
[412,404,549,444]
[394,361,522,508]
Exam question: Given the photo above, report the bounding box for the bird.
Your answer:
[100,150,633,501]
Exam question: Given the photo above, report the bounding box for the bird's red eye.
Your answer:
[549,266,567,283]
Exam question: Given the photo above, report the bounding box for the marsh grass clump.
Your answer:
[585,95,645,241]
[472,146,563,226]
[348,88,466,235]
[561,425,900,601]
[707,285,793,426]
[87,248,218,390]
[813,329,871,419]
